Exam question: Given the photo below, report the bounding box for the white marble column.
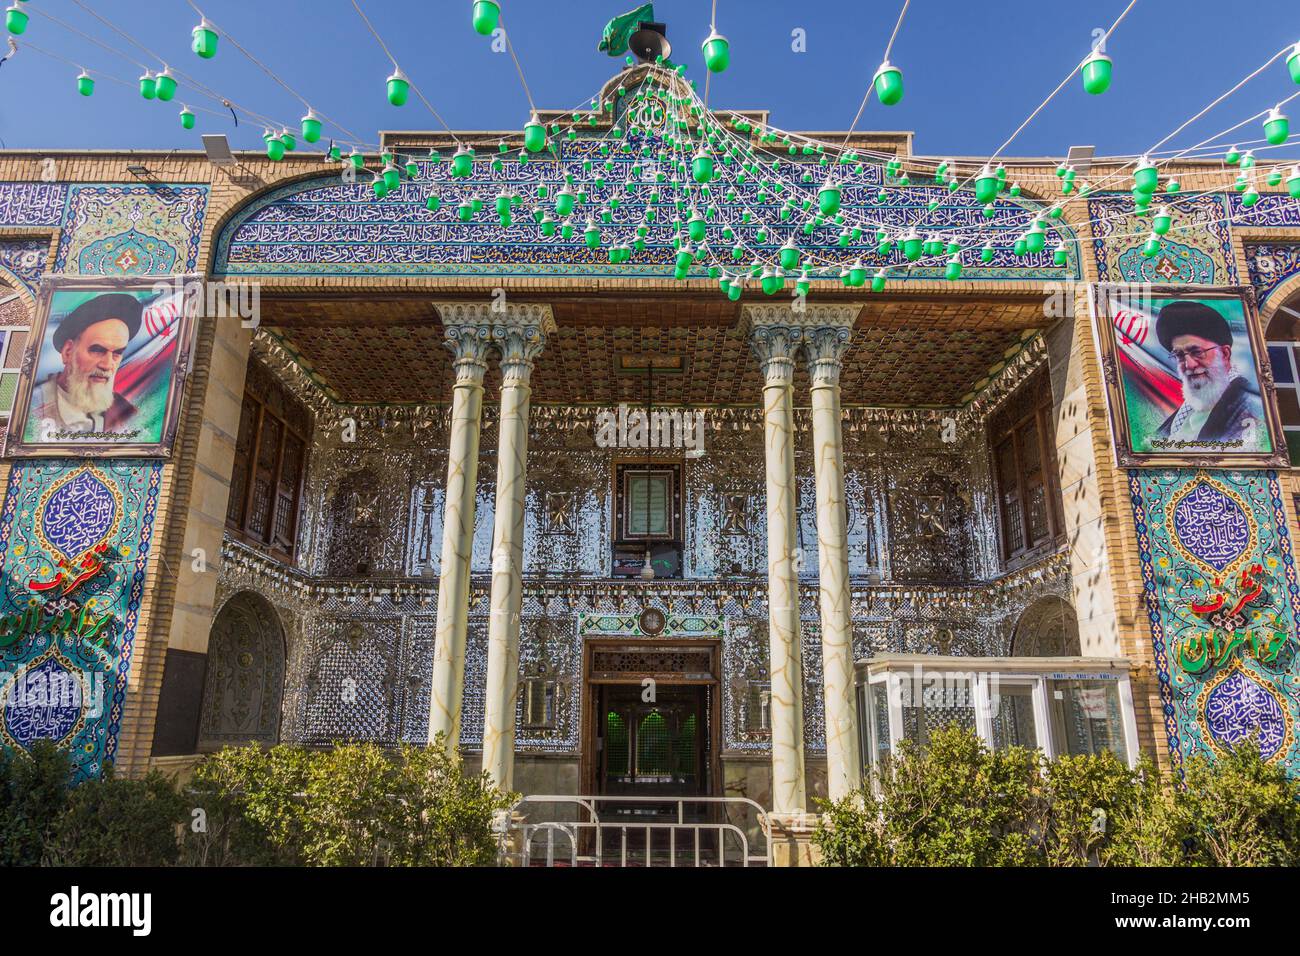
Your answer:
[746,313,808,815]
[428,307,491,753]
[482,307,554,790]
[806,314,863,801]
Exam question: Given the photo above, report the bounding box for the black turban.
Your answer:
[1155,300,1232,352]
[51,293,142,351]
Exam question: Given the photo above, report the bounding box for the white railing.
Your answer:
[510,794,771,867]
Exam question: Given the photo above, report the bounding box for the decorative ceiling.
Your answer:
[263,294,1041,407]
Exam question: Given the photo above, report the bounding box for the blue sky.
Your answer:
[2,0,1299,162]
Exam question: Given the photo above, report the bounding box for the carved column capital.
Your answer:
[442,323,492,385]
[742,303,861,388]
[492,322,549,386]
[804,325,853,388]
[435,302,556,386]
[748,324,801,386]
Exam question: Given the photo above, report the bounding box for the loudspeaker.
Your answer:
[629,21,671,63]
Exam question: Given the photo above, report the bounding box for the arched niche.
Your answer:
[198,590,287,748]
[1011,595,1081,657]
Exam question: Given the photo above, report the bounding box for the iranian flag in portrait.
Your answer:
[1111,303,1180,422]
[112,288,184,410]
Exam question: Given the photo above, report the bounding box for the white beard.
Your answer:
[1181,367,1231,413]
[62,370,115,415]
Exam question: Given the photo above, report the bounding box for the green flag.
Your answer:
[598,3,655,56]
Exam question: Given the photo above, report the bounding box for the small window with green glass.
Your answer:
[0,326,30,419]
[1267,341,1300,465]
[616,463,681,541]
[626,471,671,537]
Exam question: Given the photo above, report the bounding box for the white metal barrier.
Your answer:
[511,794,771,867]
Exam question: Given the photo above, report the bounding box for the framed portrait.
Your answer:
[6,275,198,458]
[1089,284,1287,468]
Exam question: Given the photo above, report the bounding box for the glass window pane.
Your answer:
[899,673,976,746]
[921,677,976,740]
[1269,345,1295,383]
[1025,479,1049,544]
[745,681,770,733]
[605,711,629,777]
[627,473,670,536]
[995,438,1024,555]
[871,682,891,766]
[1285,429,1300,467]
[636,710,670,778]
[2,329,27,368]
[990,682,1038,750]
[1278,387,1300,427]
[0,372,17,414]
[1049,679,1128,763]
[1019,419,1042,474]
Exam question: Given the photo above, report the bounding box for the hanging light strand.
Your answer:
[182,0,364,146]
[348,0,462,145]
[496,9,538,116]
[30,7,150,71]
[61,0,351,145]
[840,0,911,150]
[702,0,720,109]
[18,40,234,123]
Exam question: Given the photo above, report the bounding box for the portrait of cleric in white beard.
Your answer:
[28,292,143,440]
[1149,300,1267,452]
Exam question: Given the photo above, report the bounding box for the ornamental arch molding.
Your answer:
[207,145,1081,286]
[198,589,287,749]
[1262,280,1300,339]
[1010,594,1081,657]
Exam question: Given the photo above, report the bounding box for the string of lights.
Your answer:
[3,0,1297,299]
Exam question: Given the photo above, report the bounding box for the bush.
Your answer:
[0,740,72,866]
[1103,745,1300,867]
[183,743,312,865]
[184,737,516,866]
[814,725,1300,867]
[1041,749,1147,866]
[43,768,186,866]
[383,744,515,866]
[815,726,1047,867]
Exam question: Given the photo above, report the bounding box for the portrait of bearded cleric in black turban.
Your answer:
[8,277,196,458]
[1092,286,1285,467]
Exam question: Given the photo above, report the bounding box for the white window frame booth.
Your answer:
[854,655,1141,773]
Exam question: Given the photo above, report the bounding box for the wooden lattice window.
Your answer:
[0,291,31,447]
[1265,291,1300,465]
[226,360,311,562]
[989,369,1063,565]
[612,461,684,578]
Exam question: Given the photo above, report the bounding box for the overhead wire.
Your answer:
[182,0,364,146]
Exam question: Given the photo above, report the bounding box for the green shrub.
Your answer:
[1040,749,1144,866]
[814,726,1300,867]
[185,737,515,866]
[43,768,186,866]
[816,726,1048,867]
[184,743,312,865]
[1101,760,1185,867]
[1169,746,1300,867]
[301,742,395,865]
[0,740,72,866]
[383,743,516,866]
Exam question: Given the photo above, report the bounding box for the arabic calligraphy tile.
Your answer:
[36,466,122,564]
[0,652,89,750]
[1200,662,1292,761]
[1132,468,1300,775]
[1168,475,1256,575]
